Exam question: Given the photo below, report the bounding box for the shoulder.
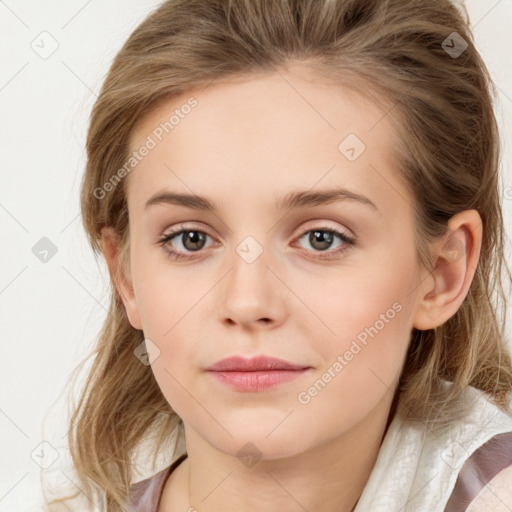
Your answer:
[444,417,512,511]
[406,383,512,511]
[353,384,512,512]
[129,466,172,512]
[128,453,188,512]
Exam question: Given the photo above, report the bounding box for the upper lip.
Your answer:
[205,355,311,372]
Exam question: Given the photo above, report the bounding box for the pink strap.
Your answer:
[444,432,512,511]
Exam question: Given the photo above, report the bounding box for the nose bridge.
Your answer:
[229,231,271,295]
[235,233,267,266]
[218,227,283,326]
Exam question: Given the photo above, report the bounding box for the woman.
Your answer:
[45,1,512,510]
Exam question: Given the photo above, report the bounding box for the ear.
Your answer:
[100,227,142,330]
[412,209,483,331]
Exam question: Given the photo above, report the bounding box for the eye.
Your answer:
[294,226,356,260]
[157,224,214,261]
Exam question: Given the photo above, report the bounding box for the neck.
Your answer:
[163,389,400,512]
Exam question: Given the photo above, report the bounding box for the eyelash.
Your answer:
[157,224,357,261]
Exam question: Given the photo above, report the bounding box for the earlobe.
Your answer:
[412,210,483,331]
[100,227,143,330]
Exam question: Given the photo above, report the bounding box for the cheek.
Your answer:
[299,249,415,338]
[292,278,413,438]
[301,252,416,388]
[131,255,201,339]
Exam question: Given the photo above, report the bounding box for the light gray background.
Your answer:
[1,1,511,510]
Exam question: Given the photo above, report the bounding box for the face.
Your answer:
[121,66,426,459]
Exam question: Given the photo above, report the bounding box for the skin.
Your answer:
[466,465,512,511]
[101,65,482,511]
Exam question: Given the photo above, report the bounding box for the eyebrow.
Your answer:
[144,187,379,213]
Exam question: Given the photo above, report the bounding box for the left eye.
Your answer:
[295,227,355,258]
[157,225,356,261]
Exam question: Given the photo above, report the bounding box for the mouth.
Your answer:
[205,355,312,392]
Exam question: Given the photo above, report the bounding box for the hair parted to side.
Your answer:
[46,0,512,510]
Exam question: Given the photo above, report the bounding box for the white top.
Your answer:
[354,384,512,511]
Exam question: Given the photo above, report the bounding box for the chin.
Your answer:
[202,419,314,462]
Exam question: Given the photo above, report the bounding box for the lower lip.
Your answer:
[207,369,310,391]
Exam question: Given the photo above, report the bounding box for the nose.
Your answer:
[217,244,287,331]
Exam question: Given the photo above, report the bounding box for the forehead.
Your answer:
[126,68,408,214]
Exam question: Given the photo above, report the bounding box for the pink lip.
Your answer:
[205,356,312,392]
[205,355,309,372]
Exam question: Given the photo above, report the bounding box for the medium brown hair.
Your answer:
[46,0,512,510]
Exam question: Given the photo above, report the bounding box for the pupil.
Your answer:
[311,230,332,250]
[184,231,205,250]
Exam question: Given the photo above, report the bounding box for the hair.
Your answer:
[45,0,512,510]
